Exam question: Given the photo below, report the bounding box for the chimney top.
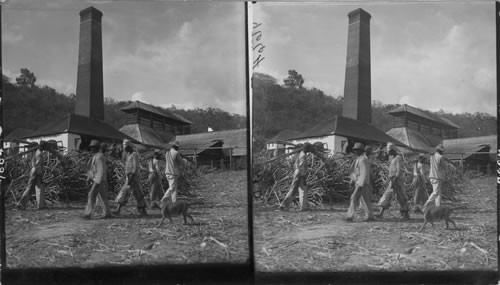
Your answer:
[348,8,371,22]
[79,6,103,20]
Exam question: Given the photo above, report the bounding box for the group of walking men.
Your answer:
[15,138,190,220]
[279,141,449,222]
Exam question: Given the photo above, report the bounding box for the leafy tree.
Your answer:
[15,68,37,87]
[283,70,304,89]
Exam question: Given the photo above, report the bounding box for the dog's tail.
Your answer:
[187,198,204,206]
[450,205,467,211]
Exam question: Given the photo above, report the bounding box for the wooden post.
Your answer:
[194,149,198,164]
[460,154,464,173]
[229,148,233,171]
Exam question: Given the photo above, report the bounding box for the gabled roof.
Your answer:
[174,128,247,156]
[5,128,35,142]
[119,124,175,148]
[177,139,223,156]
[444,144,491,161]
[290,116,407,147]
[389,104,460,129]
[443,135,496,162]
[267,129,302,144]
[386,127,443,153]
[121,101,192,125]
[23,113,137,142]
[443,135,496,150]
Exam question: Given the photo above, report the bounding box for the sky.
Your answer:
[2,0,247,115]
[252,2,496,116]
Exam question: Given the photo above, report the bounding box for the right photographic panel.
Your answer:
[251,2,497,273]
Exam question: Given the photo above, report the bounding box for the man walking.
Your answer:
[412,153,428,214]
[149,149,163,209]
[375,142,410,220]
[423,144,447,209]
[83,140,113,219]
[345,143,376,222]
[161,141,188,204]
[279,142,314,211]
[113,140,147,216]
[16,140,62,210]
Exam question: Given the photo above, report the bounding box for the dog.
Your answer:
[419,204,465,232]
[156,199,202,228]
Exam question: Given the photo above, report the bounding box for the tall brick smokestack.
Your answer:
[74,7,104,121]
[342,8,371,123]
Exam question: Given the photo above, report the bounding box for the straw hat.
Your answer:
[364,146,376,156]
[172,141,180,148]
[435,144,444,151]
[352,142,365,151]
[386,142,397,152]
[89,139,101,148]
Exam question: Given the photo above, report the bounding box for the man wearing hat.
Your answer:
[345,143,376,222]
[411,153,428,214]
[113,139,148,216]
[149,149,164,209]
[83,140,113,219]
[423,144,448,209]
[279,142,314,211]
[161,141,188,203]
[16,140,62,210]
[376,142,410,220]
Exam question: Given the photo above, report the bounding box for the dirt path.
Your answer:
[6,170,249,268]
[254,177,497,272]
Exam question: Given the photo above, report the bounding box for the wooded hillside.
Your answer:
[3,74,246,136]
[252,72,496,151]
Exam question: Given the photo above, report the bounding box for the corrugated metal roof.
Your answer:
[174,128,247,156]
[443,135,496,150]
[267,129,302,143]
[119,124,175,148]
[290,116,407,147]
[389,104,460,129]
[5,128,35,142]
[178,140,223,156]
[23,113,137,142]
[121,101,192,125]
[444,144,490,160]
[386,127,443,153]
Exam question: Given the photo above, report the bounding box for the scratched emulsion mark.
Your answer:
[252,22,265,69]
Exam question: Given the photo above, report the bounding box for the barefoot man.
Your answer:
[345,143,376,222]
[83,140,113,219]
[423,144,448,210]
[113,140,148,217]
[375,142,410,220]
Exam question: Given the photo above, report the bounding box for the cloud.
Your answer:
[131,91,147,103]
[3,30,23,45]
[37,79,75,95]
[103,3,246,115]
[372,20,495,115]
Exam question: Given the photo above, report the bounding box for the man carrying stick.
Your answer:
[16,140,63,210]
[345,143,376,222]
[375,142,410,220]
[83,140,113,219]
[113,140,148,217]
[149,149,164,209]
[423,144,448,210]
[279,142,317,211]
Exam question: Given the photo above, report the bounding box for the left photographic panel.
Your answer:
[3,1,249,269]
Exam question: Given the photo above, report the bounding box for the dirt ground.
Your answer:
[254,176,497,272]
[6,170,249,268]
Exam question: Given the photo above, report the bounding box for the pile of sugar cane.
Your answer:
[5,149,202,205]
[253,143,466,207]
